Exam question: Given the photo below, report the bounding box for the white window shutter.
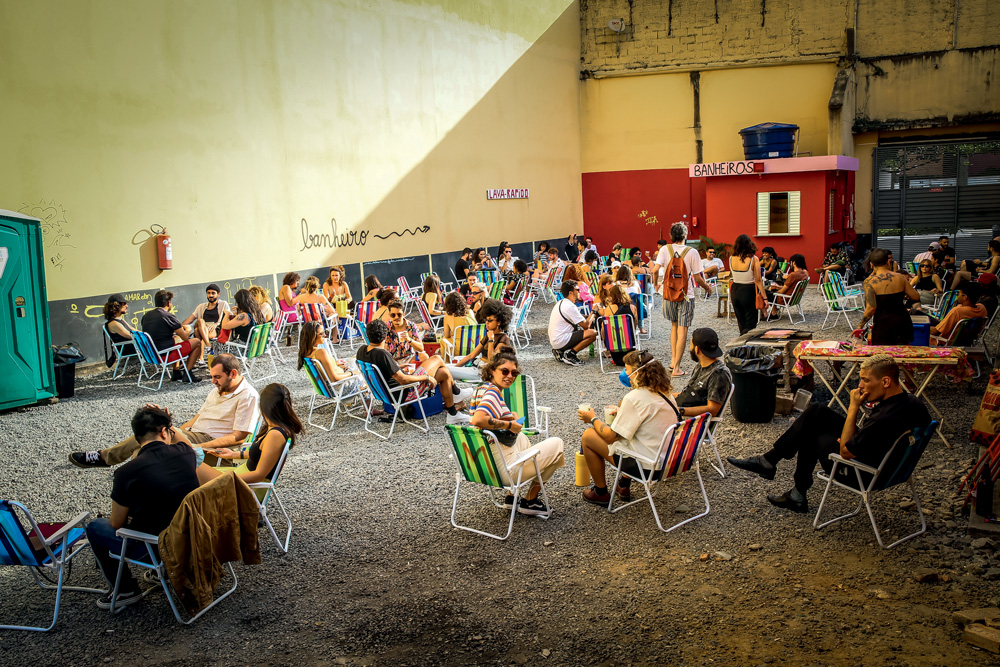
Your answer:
[757,192,769,235]
[788,191,801,235]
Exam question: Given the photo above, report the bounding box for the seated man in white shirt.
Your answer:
[68,354,260,468]
[548,280,597,366]
[701,247,725,278]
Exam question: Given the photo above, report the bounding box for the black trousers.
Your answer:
[730,282,759,335]
[763,404,844,492]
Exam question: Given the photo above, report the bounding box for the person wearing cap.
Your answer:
[183,284,231,352]
[672,328,732,418]
[913,241,941,265]
[816,245,847,284]
[102,293,136,368]
[728,354,930,513]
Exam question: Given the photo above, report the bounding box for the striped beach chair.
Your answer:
[445,424,552,540]
[297,302,335,337]
[815,421,938,549]
[488,280,506,301]
[301,357,369,430]
[0,501,104,631]
[356,359,431,440]
[441,324,486,363]
[766,279,809,325]
[596,314,639,374]
[502,374,551,439]
[133,330,192,391]
[928,290,959,320]
[222,322,277,383]
[510,292,534,349]
[607,413,712,533]
[819,281,861,330]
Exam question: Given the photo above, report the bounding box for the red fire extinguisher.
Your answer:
[156,229,173,270]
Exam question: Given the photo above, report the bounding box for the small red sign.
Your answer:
[930,188,943,192]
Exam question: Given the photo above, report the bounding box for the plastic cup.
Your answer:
[578,403,591,413]
[604,406,617,422]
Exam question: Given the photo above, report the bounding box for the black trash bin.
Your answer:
[52,343,87,399]
[725,345,782,423]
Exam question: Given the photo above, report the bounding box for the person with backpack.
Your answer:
[649,222,710,377]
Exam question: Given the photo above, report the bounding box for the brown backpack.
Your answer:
[663,246,691,302]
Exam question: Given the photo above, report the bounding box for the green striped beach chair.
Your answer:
[502,374,551,438]
[222,322,277,383]
[820,281,862,330]
[445,424,552,540]
[765,279,809,325]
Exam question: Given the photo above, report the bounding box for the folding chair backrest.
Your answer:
[415,298,434,329]
[636,273,649,294]
[132,330,164,365]
[778,261,789,274]
[244,414,265,444]
[599,314,637,353]
[872,421,938,492]
[936,291,958,317]
[356,359,393,405]
[488,280,505,300]
[454,324,487,358]
[0,501,42,567]
[501,374,534,430]
[355,301,378,326]
[476,270,495,286]
[246,323,273,359]
[656,413,711,479]
[789,279,808,306]
[949,317,985,347]
[272,308,288,332]
[260,439,292,507]
[398,277,412,295]
[302,357,334,398]
[420,272,438,283]
[906,261,918,275]
[545,266,562,288]
[821,281,842,307]
[446,425,507,488]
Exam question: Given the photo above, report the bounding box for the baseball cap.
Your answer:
[206,283,221,293]
[928,242,941,251]
[691,328,723,358]
[108,293,127,304]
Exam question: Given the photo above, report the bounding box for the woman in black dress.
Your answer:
[860,248,921,345]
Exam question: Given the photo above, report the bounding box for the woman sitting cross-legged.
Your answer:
[220,288,265,346]
[469,351,566,516]
[577,350,680,505]
[196,383,303,493]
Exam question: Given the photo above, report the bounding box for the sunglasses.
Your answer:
[920,264,932,268]
[390,313,402,319]
[498,368,520,378]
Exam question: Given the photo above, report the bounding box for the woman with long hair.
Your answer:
[594,274,615,311]
[563,264,593,306]
[533,242,550,268]
[362,275,382,302]
[422,274,445,317]
[599,284,639,366]
[910,258,944,306]
[472,247,492,271]
[297,321,360,385]
[577,350,680,505]
[248,285,274,323]
[469,351,565,515]
[323,266,354,310]
[277,273,301,338]
[220,288,265,344]
[442,291,477,350]
[729,234,767,335]
[294,276,338,342]
[615,264,646,334]
[102,293,136,366]
[197,383,304,491]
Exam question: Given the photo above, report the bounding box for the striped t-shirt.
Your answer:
[472,384,515,421]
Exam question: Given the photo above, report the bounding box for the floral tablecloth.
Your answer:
[792,341,973,383]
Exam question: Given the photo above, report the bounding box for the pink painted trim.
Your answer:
[760,155,859,173]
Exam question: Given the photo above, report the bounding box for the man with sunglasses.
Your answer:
[548,280,597,366]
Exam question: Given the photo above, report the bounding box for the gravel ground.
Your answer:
[1,286,997,666]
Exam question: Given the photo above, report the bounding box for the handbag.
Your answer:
[558,300,583,332]
[756,289,767,310]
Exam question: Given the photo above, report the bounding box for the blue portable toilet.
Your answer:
[0,209,57,410]
[739,122,799,160]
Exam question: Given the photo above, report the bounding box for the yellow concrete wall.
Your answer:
[580,63,836,172]
[0,0,580,301]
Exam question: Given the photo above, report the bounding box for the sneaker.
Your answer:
[68,451,109,468]
[453,385,475,406]
[517,497,548,516]
[551,349,564,362]
[195,359,208,368]
[95,588,142,610]
[185,372,203,384]
[561,350,584,367]
[446,411,471,425]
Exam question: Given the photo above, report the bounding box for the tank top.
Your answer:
[731,257,756,284]
[915,275,937,291]
[872,289,913,345]
[248,425,289,480]
[106,318,135,344]
[232,313,255,343]
[202,303,222,324]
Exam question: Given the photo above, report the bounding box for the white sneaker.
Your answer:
[453,386,475,406]
[446,411,471,425]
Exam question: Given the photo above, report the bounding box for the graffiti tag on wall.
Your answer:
[299,217,431,251]
[18,199,76,271]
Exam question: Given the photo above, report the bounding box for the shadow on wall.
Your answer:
[131,227,164,283]
[306,1,582,269]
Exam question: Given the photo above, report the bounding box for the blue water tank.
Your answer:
[739,122,799,160]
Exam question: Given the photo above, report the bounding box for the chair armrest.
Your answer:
[156,343,183,361]
[115,528,159,543]
[827,453,877,474]
[507,449,541,469]
[246,482,274,489]
[613,446,655,468]
[43,511,91,546]
[536,406,552,413]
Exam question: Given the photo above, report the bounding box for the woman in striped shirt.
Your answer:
[470,351,565,516]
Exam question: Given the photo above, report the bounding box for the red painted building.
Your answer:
[582,156,858,273]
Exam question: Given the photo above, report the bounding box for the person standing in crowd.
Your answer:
[859,248,919,345]
[728,234,767,335]
[565,234,580,263]
[577,350,679,505]
[142,290,203,382]
[650,222,710,376]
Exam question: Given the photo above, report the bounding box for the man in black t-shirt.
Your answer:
[84,406,199,609]
[454,248,473,284]
[564,233,580,263]
[673,328,732,419]
[356,319,471,425]
[938,235,956,272]
[141,289,203,382]
[728,354,931,513]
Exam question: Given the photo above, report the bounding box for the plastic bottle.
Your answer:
[588,342,595,358]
